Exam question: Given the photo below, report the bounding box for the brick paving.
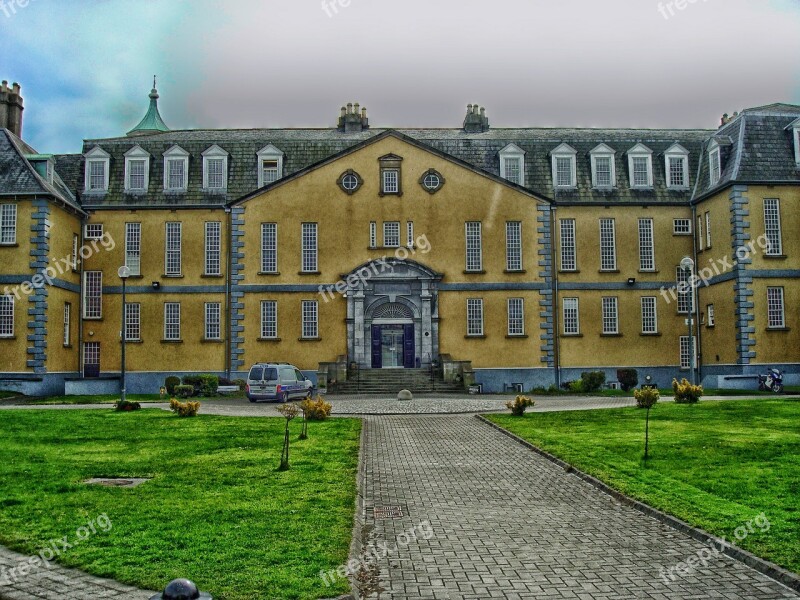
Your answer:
[360,414,799,599]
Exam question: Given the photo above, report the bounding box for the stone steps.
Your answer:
[331,368,464,394]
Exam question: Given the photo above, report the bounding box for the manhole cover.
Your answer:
[373,506,404,519]
[83,478,150,488]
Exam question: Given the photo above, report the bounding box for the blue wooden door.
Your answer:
[371,325,382,368]
[403,324,415,369]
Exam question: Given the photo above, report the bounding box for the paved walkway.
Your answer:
[360,414,799,599]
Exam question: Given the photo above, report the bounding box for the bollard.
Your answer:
[150,578,212,600]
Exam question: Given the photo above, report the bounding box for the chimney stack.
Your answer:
[0,81,24,138]
[463,103,489,133]
[338,102,369,133]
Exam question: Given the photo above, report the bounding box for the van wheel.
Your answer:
[278,392,288,403]
[306,389,313,399]
[248,397,257,403]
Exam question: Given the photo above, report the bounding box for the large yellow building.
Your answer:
[0,85,797,395]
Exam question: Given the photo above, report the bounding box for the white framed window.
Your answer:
[261,300,278,339]
[257,144,284,187]
[63,302,71,346]
[551,143,577,188]
[164,302,181,341]
[664,144,689,189]
[641,297,658,334]
[0,295,13,337]
[369,222,377,248]
[123,145,150,193]
[202,145,228,191]
[676,266,693,314]
[697,215,704,251]
[466,298,484,336]
[125,223,141,276]
[602,297,618,335]
[506,221,522,271]
[590,144,616,189]
[793,123,800,166]
[261,223,278,273]
[301,300,318,339]
[708,142,721,185]
[562,297,579,335]
[205,222,221,276]
[507,298,524,336]
[83,271,102,319]
[382,169,399,194]
[85,223,104,240]
[163,145,189,192]
[406,221,414,248]
[673,218,691,235]
[627,144,653,188]
[301,222,318,273]
[560,218,576,271]
[638,218,655,271]
[599,218,617,271]
[767,287,785,329]
[165,222,182,275]
[705,211,712,248]
[499,143,525,186]
[764,199,783,255]
[205,302,221,340]
[0,204,17,244]
[680,336,696,369]
[706,304,715,327]
[383,222,400,247]
[84,146,110,192]
[465,221,482,272]
[72,234,79,270]
[124,303,141,341]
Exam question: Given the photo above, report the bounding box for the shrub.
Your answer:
[673,378,703,404]
[170,398,200,417]
[197,374,219,397]
[568,380,584,393]
[617,369,639,392]
[580,371,606,393]
[181,375,201,396]
[505,395,535,416]
[232,379,246,391]
[560,381,574,391]
[634,386,660,409]
[299,396,332,421]
[115,399,141,412]
[164,376,181,395]
[174,385,195,399]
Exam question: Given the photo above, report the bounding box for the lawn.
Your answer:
[0,409,361,599]
[19,393,245,405]
[486,399,800,574]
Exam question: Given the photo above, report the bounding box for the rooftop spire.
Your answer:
[127,77,170,136]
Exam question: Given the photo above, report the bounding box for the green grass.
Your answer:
[0,390,20,399]
[0,410,361,599]
[486,399,800,574]
[22,393,245,405]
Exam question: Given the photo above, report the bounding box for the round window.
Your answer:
[339,171,361,193]
[423,173,441,190]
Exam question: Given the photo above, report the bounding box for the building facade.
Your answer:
[0,86,798,395]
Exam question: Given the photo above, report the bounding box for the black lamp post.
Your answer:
[118,265,131,402]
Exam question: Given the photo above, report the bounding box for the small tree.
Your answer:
[634,387,660,459]
[616,369,639,392]
[505,395,535,416]
[298,403,308,440]
[580,371,606,393]
[276,403,299,471]
[673,378,703,404]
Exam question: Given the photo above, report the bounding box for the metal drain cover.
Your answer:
[83,478,150,488]
[373,506,404,519]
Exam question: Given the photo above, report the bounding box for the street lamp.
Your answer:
[118,265,131,403]
[680,256,697,385]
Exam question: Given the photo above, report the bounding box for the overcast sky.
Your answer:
[2,0,799,153]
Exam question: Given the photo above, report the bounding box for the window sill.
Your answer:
[600,333,622,337]
[0,243,19,248]
[640,332,662,337]
[63,344,73,348]
[201,274,224,279]
[298,271,321,276]
[465,334,486,339]
[382,245,401,250]
[125,275,144,280]
[161,339,183,344]
[121,339,143,344]
[200,339,224,344]
[599,269,620,274]
[559,269,579,274]
[163,189,187,195]
[201,188,228,194]
[258,337,282,342]
[162,274,184,279]
[766,327,790,332]
[298,337,321,342]
[258,271,281,276]
[506,334,528,339]
[0,336,17,340]
[673,233,693,236]
[463,270,486,275]
[561,333,583,338]
[504,269,527,274]
[763,254,787,260]
[83,317,103,322]
[638,270,659,274]
[378,192,403,197]
[706,324,715,329]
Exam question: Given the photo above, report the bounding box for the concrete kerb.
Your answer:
[475,414,800,594]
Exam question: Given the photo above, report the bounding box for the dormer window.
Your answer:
[124,145,150,193]
[27,156,54,184]
[202,145,229,192]
[627,144,653,189]
[551,143,577,189]
[378,154,403,196]
[257,144,284,188]
[589,144,616,189]
[163,145,189,192]
[787,118,800,166]
[84,146,110,193]
[499,143,525,186]
[708,141,721,185]
[664,143,690,190]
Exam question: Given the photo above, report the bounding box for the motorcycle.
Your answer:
[758,368,784,393]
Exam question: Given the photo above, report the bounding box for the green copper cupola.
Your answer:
[127,77,170,136]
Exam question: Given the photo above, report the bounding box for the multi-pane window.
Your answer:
[465,221,482,271]
[503,157,521,184]
[63,303,71,345]
[301,223,318,272]
[697,215,704,251]
[301,300,318,339]
[705,212,712,248]
[83,342,100,369]
[72,234,79,270]
[406,221,414,248]
[85,223,104,239]
[466,298,484,336]
[555,157,573,187]
[83,271,102,319]
[602,297,618,334]
[676,266,693,314]
[709,148,721,185]
[124,303,141,341]
[382,169,399,194]
[562,297,579,335]
[165,222,182,275]
[205,302,221,340]
[204,222,221,276]
[594,156,612,188]
[261,223,278,273]
[641,297,658,334]
[167,159,186,190]
[125,223,141,276]
[127,159,146,190]
[88,160,106,190]
[369,222,377,248]
[507,298,524,336]
[668,156,686,188]
[506,221,522,271]
[680,336,696,369]
[0,204,17,244]
[673,219,691,235]
[599,219,617,271]
[261,300,278,339]
[767,287,785,328]
[0,295,13,337]
[560,219,576,271]
[206,158,225,189]
[638,218,654,271]
[262,160,279,185]
[764,199,783,255]
[706,304,715,327]
[164,303,181,341]
[632,156,650,187]
[383,222,400,247]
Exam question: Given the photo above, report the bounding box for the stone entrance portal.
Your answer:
[346,259,442,368]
